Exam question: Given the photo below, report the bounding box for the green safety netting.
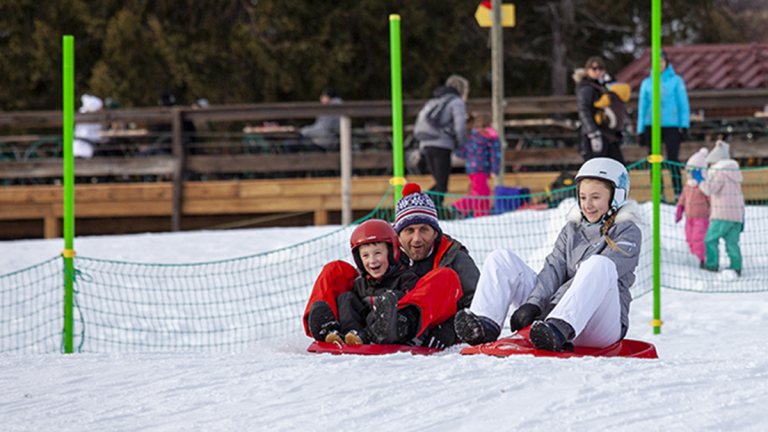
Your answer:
[1,159,766,353]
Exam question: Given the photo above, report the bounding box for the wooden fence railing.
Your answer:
[3,89,768,235]
[0,173,563,239]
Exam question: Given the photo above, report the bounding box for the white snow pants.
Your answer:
[469,249,622,348]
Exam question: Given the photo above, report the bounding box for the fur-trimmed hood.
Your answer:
[572,68,587,84]
[566,199,643,225]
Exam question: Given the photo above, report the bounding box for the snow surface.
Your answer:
[3,224,768,431]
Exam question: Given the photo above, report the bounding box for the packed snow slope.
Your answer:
[2,224,768,430]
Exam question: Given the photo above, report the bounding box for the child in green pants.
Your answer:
[696,140,745,275]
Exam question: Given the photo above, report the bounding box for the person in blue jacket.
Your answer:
[636,50,690,201]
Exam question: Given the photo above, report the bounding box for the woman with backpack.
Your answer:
[412,75,470,209]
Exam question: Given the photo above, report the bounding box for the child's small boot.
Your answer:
[324,330,344,344]
[307,301,340,342]
[455,309,500,346]
[344,329,371,345]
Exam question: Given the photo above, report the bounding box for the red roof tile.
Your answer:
[615,43,768,91]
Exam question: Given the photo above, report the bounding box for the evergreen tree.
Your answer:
[1,0,767,111]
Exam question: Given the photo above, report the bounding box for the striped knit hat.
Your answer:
[394,183,441,234]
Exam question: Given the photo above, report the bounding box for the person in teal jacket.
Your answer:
[636,50,690,201]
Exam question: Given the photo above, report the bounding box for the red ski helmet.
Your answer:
[350,219,401,272]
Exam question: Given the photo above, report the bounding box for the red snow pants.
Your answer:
[302,261,463,338]
[401,267,462,336]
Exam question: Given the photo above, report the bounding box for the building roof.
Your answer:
[615,43,768,91]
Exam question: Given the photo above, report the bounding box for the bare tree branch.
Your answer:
[578,9,633,33]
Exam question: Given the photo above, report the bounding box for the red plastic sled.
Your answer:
[307,341,441,356]
[460,327,658,359]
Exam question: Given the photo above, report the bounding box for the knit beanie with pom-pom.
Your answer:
[394,183,441,234]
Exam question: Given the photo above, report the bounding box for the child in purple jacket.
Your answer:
[453,112,502,217]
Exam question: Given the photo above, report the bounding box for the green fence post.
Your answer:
[389,14,405,203]
[62,35,76,352]
[651,0,663,335]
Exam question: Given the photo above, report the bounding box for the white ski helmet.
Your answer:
[574,157,630,215]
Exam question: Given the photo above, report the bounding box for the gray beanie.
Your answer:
[705,140,730,164]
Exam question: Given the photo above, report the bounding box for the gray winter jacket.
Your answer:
[300,97,342,149]
[413,86,468,152]
[526,200,643,331]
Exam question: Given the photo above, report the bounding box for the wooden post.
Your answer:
[314,209,329,226]
[171,107,184,232]
[492,0,506,186]
[44,213,59,239]
[340,115,352,225]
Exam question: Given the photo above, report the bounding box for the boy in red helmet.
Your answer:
[304,219,419,344]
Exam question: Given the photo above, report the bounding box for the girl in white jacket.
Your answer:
[455,158,643,351]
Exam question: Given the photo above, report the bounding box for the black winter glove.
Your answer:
[509,303,541,332]
[679,128,690,142]
[421,322,455,349]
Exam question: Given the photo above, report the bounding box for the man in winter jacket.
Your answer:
[575,57,625,164]
[302,183,480,349]
[286,88,343,152]
[413,75,470,208]
[637,50,691,200]
[385,183,480,348]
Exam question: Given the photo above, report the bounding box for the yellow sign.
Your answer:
[475,3,515,28]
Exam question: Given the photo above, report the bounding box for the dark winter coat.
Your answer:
[576,76,605,137]
[407,234,479,310]
[352,261,420,301]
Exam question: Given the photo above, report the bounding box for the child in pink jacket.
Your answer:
[676,147,711,266]
[696,140,745,276]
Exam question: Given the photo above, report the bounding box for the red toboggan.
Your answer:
[308,326,658,359]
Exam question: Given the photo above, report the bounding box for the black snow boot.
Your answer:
[395,305,421,344]
[307,301,339,342]
[368,291,399,344]
[455,309,501,346]
[529,320,574,352]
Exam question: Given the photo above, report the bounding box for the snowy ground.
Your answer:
[2,225,768,431]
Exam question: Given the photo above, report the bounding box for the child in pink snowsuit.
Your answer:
[453,112,501,217]
[675,147,711,265]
